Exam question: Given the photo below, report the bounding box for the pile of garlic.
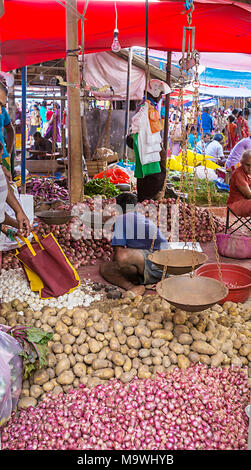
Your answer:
[0,268,100,311]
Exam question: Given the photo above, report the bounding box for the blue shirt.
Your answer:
[0,106,11,159]
[112,211,169,251]
[197,112,213,136]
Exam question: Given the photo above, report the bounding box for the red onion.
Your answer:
[1,365,249,451]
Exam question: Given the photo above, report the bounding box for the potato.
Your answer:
[78,344,89,356]
[73,363,87,377]
[152,330,173,341]
[57,370,74,385]
[43,381,56,392]
[188,351,200,363]
[33,369,50,385]
[140,336,152,349]
[69,353,76,367]
[56,358,70,376]
[127,336,141,349]
[191,341,217,355]
[109,337,121,351]
[84,353,97,365]
[88,338,103,354]
[111,352,125,367]
[169,342,184,354]
[61,314,72,326]
[173,311,187,325]
[47,353,57,368]
[138,365,151,379]
[18,397,37,409]
[52,342,64,354]
[94,368,114,380]
[76,330,87,345]
[178,333,193,345]
[64,344,72,355]
[211,351,225,367]
[55,320,68,335]
[113,320,123,337]
[239,344,251,356]
[69,326,81,337]
[199,355,211,365]
[61,333,75,345]
[120,370,136,383]
[92,359,110,370]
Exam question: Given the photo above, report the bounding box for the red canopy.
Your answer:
[0,0,250,72]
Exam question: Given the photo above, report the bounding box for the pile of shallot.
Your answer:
[2,197,224,270]
[1,365,249,450]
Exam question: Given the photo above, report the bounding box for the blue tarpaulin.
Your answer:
[199,68,251,90]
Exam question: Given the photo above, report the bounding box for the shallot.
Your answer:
[1,365,249,450]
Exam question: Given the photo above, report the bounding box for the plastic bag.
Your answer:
[0,326,23,426]
[216,233,251,259]
[93,168,130,185]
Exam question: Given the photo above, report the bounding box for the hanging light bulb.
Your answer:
[111,1,121,52]
[39,63,44,81]
[111,28,121,53]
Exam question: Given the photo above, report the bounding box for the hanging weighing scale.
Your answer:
[147,2,228,312]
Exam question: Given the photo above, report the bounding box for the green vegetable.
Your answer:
[84,178,121,198]
[169,172,228,207]
[7,326,53,379]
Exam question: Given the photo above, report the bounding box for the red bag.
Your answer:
[15,233,80,299]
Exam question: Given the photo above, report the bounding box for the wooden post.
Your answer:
[163,51,172,152]
[8,74,16,179]
[21,66,27,194]
[66,0,83,203]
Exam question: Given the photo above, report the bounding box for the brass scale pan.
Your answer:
[149,250,228,312]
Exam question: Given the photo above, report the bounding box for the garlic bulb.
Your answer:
[0,268,100,310]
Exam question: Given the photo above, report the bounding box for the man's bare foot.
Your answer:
[127,285,145,296]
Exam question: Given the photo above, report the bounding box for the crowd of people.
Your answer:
[165,103,251,218]
[14,100,62,147]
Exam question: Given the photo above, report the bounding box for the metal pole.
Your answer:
[163,51,172,152]
[123,47,133,163]
[21,66,27,194]
[66,0,83,203]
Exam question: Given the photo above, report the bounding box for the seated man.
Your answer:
[31,131,55,158]
[227,150,251,217]
[205,133,224,163]
[195,132,211,155]
[100,192,169,295]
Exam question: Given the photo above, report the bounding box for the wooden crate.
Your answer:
[26,159,62,174]
[86,154,119,177]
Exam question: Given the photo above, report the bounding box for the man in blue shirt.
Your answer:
[0,77,14,174]
[100,192,169,295]
[197,107,213,137]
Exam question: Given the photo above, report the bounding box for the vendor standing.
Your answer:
[0,75,15,174]
[227,150,251,217]
[127,79,171,203]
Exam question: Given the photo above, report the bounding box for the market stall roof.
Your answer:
[186,83,251,98]
[0,0,251,72]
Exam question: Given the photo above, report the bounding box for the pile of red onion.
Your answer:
[1,365,249,450]
[2,197,224,270]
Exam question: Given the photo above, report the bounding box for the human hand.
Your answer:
[16,210,31,238]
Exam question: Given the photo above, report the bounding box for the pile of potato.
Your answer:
[0,293,250,409]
